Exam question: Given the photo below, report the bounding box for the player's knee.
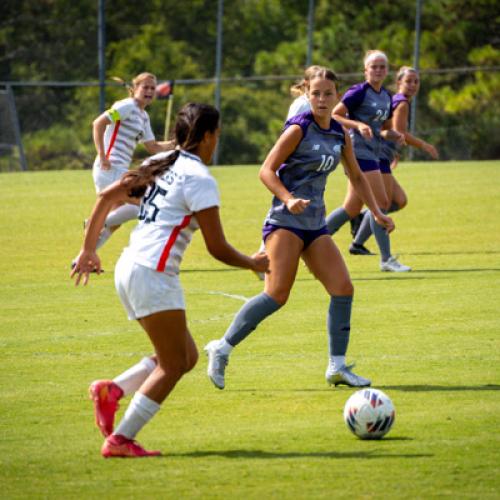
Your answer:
[156,355,192,383]
[398,192,408,209]
[267,289,290,306]
[185,346,199,373]
[379,196,390,212]
[328,278,353,297]
[338,280,354,296]
[344,203,362,218]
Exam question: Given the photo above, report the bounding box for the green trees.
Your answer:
[1,0,498,169]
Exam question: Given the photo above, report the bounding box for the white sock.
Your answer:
[330,355,346,371]
[105,204,140,227]
[217,338,233,356]
[113,357,157,396]
[114,392,160,440]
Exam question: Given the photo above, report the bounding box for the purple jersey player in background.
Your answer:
[204,66,394,390]
[351,66,439,252]
[325,50,410,272]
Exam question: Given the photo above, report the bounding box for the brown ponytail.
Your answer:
[122,103,220,198]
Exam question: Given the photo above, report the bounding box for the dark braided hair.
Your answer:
[122,103,220,198]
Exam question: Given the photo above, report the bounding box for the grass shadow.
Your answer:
[406,250,500,256]
[229,384,500,393]
[165,449,429,460]
[377,384,500,392]
[411,268,500,273]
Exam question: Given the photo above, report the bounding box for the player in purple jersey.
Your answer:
[351,66,439,251]
[204,67,394,390]
[325,50,411,272]
[71,103,269,458]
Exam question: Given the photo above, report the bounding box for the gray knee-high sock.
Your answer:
[353,211,373,245]
[327,295,353,356]
[224,293,282,347]
[326,208,351,235]
[354,202,400,246]
[368,210,391,261]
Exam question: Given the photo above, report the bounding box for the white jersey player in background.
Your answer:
[71,103,269,458]
[81,72,172,260]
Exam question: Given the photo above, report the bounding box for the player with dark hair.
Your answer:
[204,67,394,390]
[71,103,269,458]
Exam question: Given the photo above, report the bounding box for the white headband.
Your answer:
[364,52,388,68]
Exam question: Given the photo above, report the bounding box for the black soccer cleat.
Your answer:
[349,242,375,256]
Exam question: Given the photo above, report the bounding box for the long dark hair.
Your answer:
[122,103,220,198]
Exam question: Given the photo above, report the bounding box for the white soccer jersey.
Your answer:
[125,150,220,275]
[94,97,155,171]
[286,95,311,120]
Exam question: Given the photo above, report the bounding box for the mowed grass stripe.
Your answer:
[0,161,499,498]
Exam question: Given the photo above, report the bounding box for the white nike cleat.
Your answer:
[326,363,371,387]
[380,256,411,272]
[204,340,229,390]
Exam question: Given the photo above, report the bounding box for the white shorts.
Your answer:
[92,162,128,193]
[114,250,185,320]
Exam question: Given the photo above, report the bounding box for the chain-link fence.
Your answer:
[1,66,499,171]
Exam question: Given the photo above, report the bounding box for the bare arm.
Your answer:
[393,103,438,158]
[195,207,269,272]
[143,139,176,154]
[258,125,311,214]
[332,102,374,140]
[341,133,395,232]
[70,181,137,285]
[380,119,405,145]
[93,113,113,170]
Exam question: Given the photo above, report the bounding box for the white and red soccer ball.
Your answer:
[344,388,395,439]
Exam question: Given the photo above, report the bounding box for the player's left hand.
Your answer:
[374,213,395,234]
[423,142,439,159]
[393,131,406,146]
[70,250,102,285]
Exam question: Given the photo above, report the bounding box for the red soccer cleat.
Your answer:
[89,380,124,437]
[101,434,162,458]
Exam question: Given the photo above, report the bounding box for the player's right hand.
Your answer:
[70,250,102,285]
[250,251,270,273]
[285,197,311,214]
[99,158,112,170]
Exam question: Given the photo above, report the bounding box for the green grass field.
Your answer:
[1,161,499,499]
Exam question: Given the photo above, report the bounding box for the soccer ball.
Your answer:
[343,388,395,439]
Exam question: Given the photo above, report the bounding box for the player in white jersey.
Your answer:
[285,65,320,120]
[71,103,269,458]
[85,72,173,258]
